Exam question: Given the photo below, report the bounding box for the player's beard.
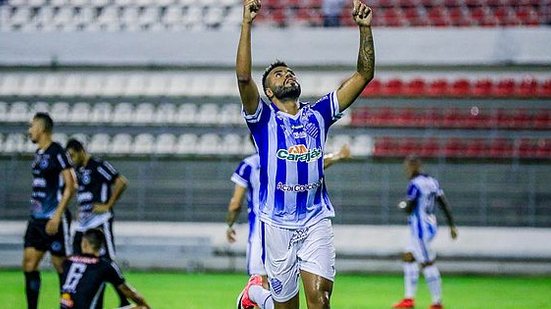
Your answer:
[272,83,301,101]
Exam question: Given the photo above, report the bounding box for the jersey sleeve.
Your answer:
[231,161,252,189]
[309,91,343,129]
[55,147,71,170]
[105,261,125,287]
[406,182,421,201]
[243,99,271,126]
[97,160,119,184]
[434,178,444,197]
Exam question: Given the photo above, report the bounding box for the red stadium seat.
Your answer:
[516,77,538,97]
[471,78,494,97]
[361,79,382,97]
[427,79,450,97]
[538,80,551,98]
[511,108,532,129]
[534,109,550,130]
[518,138,537,159]
[496,108,515,129]
[489,138,514,158]
[534,138,550,159]
[444,138,466,157]
[374,137,400,157]
[493,78,516,97]
[381,79,404,97]
[465,139,488,158]
[419,138,441,158]
[403,78,426,97]
[395,108,418,127]
[449,79,471,97]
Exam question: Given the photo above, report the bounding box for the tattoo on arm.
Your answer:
[357,27,375,79]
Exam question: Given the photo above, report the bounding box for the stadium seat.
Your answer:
[426,79,450,97]
[90,102,113,123]
[351,134,374,157]
[0,75,22,96]
[154,103,177,124]
[403,78,426,97]
[19,74,44,96]
[381,78,404,97]
[493,78,516,97]
[2,133,26,153]
[52,133,68,147]
[489,138,514,158]
[221,133,243,155]
[0,101,8,122]
[111,133,133,154]
[31,101,50,114]
[61,75,85,97]
[40,74,64,96]
[197,133,221,154]
[81,75,105,97]
[444,138,466,157]
[69,102,92,123]
[154,133,177,154]
[112,102,135,124]
[69,133,88,147]
[50,101,71,122]
[533,109,550,130]
[449,79,471,97]
[373,137,399,157]
[219,104,242,125]
[516,77,538,97]
[361,79,382,97]
[176,133,198,155]
[471,79,493,97]
[135,102,155,124]
[132,133,155,154]
[8,101,29,123]
[88,133,111,154]
[419,138,441,158]
[175,103,197,124]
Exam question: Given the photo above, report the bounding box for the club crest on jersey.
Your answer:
[276,144,322,163]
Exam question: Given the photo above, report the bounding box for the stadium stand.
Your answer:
[0,0,550,31]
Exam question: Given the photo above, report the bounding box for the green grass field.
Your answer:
[2,270,550,308]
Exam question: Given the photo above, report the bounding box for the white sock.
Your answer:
[248,285,274,309]
[403,262,419,298]
[423,265,442,304]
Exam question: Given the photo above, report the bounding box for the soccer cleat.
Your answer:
[236,275,263,309]
[392,298,415,308]
[429,304,443,309]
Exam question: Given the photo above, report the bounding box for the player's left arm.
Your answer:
[436,194,458,239]
[46,168,76,235]
[116,283,150,309]
[323,144,351,169]
[94,175,128,213]
[336,0,375,113]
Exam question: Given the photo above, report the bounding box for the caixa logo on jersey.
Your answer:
[276,144,322,163]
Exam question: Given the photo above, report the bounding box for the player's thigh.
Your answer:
[247,218,266,276]
[263,222,300,303]
[297,219,336,283]
[407,231,435,264]
[274,293,299,309]
[51,255,65,274]
[49,215,71,257]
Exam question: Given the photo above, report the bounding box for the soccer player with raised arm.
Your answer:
[60,229,150,309]
[24,112,76,309]
[235,0,374,307]
[392,155,458,309]
[65,138,130,308]
[227,145,351,309]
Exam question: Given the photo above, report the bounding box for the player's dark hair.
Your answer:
[66,138,85,153]
[262,60,288,96]
[83,229,105,252]
[33,112,53,133]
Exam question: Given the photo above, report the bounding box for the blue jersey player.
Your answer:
[227,145,351,309]
[24,112,76,309]
[235,0,375,307]
[393,155,458,309]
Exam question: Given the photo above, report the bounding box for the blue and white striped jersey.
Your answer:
[231,154,261,228]
[244,91,342,229]
[406,174,444,227]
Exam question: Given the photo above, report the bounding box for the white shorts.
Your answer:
[407,217,437,264]
[247,217,266,276]
[262,218,335,303]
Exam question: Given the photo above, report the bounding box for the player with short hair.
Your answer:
[235,0,374,307]
[60,229,150,309]
[24,112,76,309]
[392,155,458,309]
[65,138,130,308]
[227,145,351,309]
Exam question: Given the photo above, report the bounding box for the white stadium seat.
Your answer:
[50,101,71,122]
[154,133,176,154]
[40,74,64,96]
[88,133,111,154]
[91,102,113,123]
[154,103,177,124]
[135,102,155,124]
[196,133,220,154]
[69,102,92,123]
[111,133,133,154]
[8,101,29,123]
[68,133,89,147]
[52,132,68,146]
[145,75,170,97]
[61,75,84,97]
[81,75,105,97]
[19,75,44,96]
[112,102,134,124]
[0,102,8,122]
[175,103,197,124]
[219,104,241,125]
[220,133,241,155]
[351,134,373,157]
[30,101,50,114]
[3,133,27,153]
[101,75,127,97]
[0,75,23,96]
[197,103,218,124]
[132,133,155,154]
[175,133,197,154]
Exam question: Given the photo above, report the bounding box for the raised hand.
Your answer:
[243,0,261,23]
[352,0,373,27]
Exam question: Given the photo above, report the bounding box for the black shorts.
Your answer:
[24,213,71,257]
[73,218,116,260]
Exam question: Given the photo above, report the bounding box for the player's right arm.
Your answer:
[226,184,247,243]
[236,0,261,115]
[116,283,150,309]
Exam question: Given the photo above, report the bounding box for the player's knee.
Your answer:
[421,260,434,268]
[22,256,37,272]
[306,290,331,309]
[402,252,415,262]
